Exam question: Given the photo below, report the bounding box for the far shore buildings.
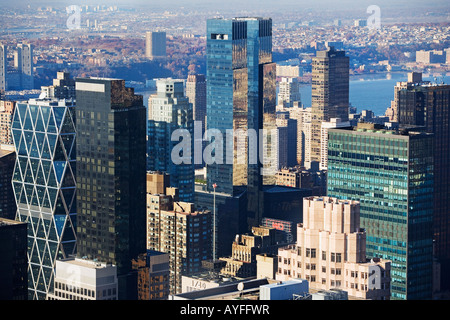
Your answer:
[276,196,391,300]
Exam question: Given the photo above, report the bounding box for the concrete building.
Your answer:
[260,279,308,300]
[0,218,27,300]
[47,258,118,300]
[277,77,301,108]
[146,173,212,294]
[0,100,16,145]
[320,118,350,170]
[219,226,284,279]
[40,72,75,100]
[0,44,6,91]
[132,250,170,300]
[185,74,206,134]
[145,31,166,59]
[275,166,327,196]
[276,65,302,78]
[276,196,391,300]
[276,113,297,168]
[310,47,349,169]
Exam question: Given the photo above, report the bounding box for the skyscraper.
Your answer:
[12,98,77,300]
[395,73,450,291]
[145,31,167,59]
[16,44,34,90]
[327,123,434,300]
[75,78,147,299]
[0,218,28,300]
[147,78,195,202]
[277,77,301,109]
[310,47,349,169]
[0,44,6,92]
[206,17,276,227]
[0,144,16,220]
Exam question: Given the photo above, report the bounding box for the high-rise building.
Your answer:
[147,78,195,202]
[0,144,16,220]
[327,123,434,300]
[277,77,301,108]
[276,112,297,168]
[12,98,77,300]
[276,196,391,300]
[0,218,27,300]
[132,250,170,300]
[206,17,277,228]
[41,72,75,100]
[75,78,147,299]
[310,47,349,169]
[0,44,6,92]
[186,74,206,131]
[319,118,350,170]
[146,182,212,294]
[0,100,16,145]
[47,258,118,300]
[145,31,167,59]
[394,73,450,291]
[16,44,34,90]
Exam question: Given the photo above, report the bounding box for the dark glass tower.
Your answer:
[327,124,434,300]
[75,78,147,299]
[310,47,349,168]
[396,79,450,291]
[206,17,276,228]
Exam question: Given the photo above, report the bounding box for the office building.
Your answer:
[277,196,391,300]
[394,74,450,291]
[0,44,6,91]
[277,77,301,108]
[276,112,297,168]
[15,44,34,90]
[275,166,327,196]
[147,78,195,202]
[186,74,207,132]
[319,118,350,170]
[0,144,16,219]
[0,218,27,300]
[327,123,434,299]
[206,17,277,228]
[145,31,166,59]
[0,100,16,145]
[75,78,147,299]
[41,72,75,100]
[310,47,349,169]
[47,258,118,300]
[11,98,77,300]
[219,226,284,278]
[147,174,212,294]
[132,250,170,300]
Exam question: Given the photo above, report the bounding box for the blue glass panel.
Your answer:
[47,187,57,208]
[47,113,57,133]
[12,109,21,129]
[17,103,27,126]
[47,134,57,156]
[24,108,33,130]
[29,135,40,158]
[24,131,33,154]
[29,105,39,126]
[52,107,65,130]
[54,215,66,237]
[54,161,66,183]
[35,109,45,132]
[12,128,21,147]
[40,106,50,130]
[18,133,27,156]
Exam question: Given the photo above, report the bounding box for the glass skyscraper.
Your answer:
[75,78,147,299]
[147,78,195,202]
[11,98,77,300]
[327,123,434,300]
[206,17,276,227]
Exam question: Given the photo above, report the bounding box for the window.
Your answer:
[322,251,327,260]
[311,249,316,258]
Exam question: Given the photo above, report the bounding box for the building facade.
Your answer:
[327,124,434,299]
[276,196,391,300]
[0,100,16,145]
[75,78,147,299]
[310,47,349,168]
[0,218,27,300]
[206,17,277,228]
[11,98,77,300]
[0,144,16,220]
[145,31,167,59]
[47,258,118,300]
[394,74,450,291]
[147,78,195,202]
